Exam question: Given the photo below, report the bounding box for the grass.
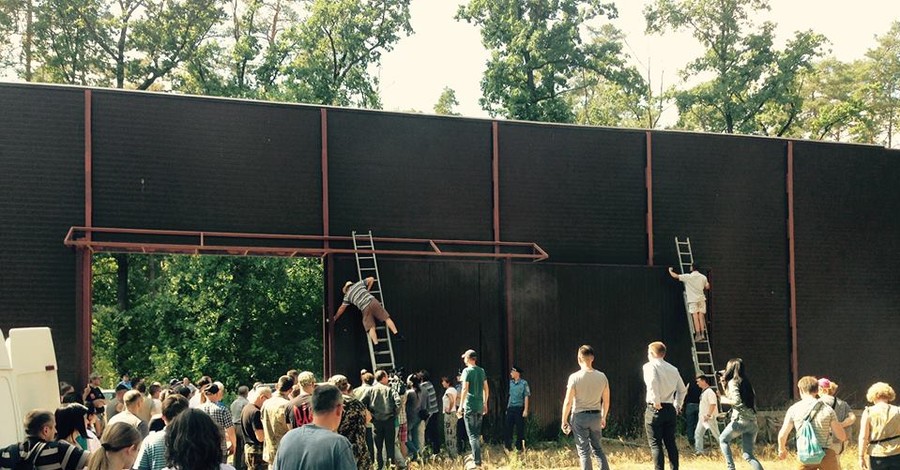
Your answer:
[406,437,861,469]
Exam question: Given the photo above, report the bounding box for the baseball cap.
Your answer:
[818,377,833,390]
[461,349,477,359]
[510,365,523,374]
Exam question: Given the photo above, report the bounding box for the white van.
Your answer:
[0,327,61,446]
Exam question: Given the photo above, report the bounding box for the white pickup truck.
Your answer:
[0,327,61,446]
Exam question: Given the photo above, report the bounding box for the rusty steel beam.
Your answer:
[64,227,550,261]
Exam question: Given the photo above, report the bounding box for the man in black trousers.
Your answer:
[642,341,687,470]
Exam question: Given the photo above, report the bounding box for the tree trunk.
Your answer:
[116,254,129,312]
[24,0,33,81]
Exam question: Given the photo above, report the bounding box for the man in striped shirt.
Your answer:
[134,394,190,470]
[0,410,89,470]
[333,277,402,345]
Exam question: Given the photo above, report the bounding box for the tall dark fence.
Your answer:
[1,83,898,435]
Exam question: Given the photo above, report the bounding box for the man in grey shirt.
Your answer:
[561,345,610,470]
[230,385,250,470]
[358,370,400,470]
[777,376,846,469]
[273,384,356,470]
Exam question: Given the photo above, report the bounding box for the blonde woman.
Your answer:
[859,382,900,469]
[86,422,142,470]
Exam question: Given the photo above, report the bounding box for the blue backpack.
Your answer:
[797,401,826,464]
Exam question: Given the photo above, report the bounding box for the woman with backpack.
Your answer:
[718,358,764,470]
[858,382,900,469]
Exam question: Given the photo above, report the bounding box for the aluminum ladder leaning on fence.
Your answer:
[675,236,719,386]
[353,230,397,372]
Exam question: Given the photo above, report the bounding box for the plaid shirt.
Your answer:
[199,401,234,457]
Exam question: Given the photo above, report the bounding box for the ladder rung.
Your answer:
[356,245,373,249]
[375,350,391,355]
[357,256,375,260]
[360,267,377,271]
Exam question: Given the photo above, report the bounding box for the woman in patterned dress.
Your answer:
[330,375,372,470]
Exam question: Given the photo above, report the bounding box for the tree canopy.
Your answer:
[644,0,826,136]
[92,254,323,386]
[456,0,640,123]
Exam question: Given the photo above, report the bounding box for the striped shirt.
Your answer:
[0,439,88,470]
[134,430,167,470]
[342,280,374,311]
[419,381,440,415]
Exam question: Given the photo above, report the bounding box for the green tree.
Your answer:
[0,0,37,78]
[30,0,106,84]
[645,0,826,136]
[433,86,460,115]
[456,0,636,123]
[788,58,869,142]
[569,25,661,128]
[179,0,411,107]
[0,0,223,88]
[862,21,900,147]
[92,254,324,387]
[177,0,306,98]
[272,0,412,106]
[79,0,223,89]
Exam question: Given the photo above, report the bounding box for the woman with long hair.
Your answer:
[718,358,764,470]
[405,374,422,461]
[86,422,142,470]
[164,409,235,470]
[55,403,90,450]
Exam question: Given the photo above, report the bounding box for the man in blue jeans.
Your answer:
[457,349,489,469]
[561,345,610,470]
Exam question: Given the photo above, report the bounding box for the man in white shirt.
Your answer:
[668,265,710,341]
[693,375,720,454]
[643,341,687,470]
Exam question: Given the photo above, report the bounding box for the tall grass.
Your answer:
[411,437,862,469]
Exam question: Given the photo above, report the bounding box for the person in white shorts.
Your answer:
[668,265,710,341]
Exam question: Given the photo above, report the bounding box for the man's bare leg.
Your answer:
[368,328,379,345]
[692,312,703,340]
[385,318,399,335]
[698,312,707,338]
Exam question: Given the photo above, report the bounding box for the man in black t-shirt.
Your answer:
[285,372,317,429]
[241,387,271,470]
[683,377,701,447]
[82,372,106,434]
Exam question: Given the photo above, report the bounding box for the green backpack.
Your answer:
[797,401,826,464]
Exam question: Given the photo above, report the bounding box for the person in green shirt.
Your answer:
[456,349,489,468]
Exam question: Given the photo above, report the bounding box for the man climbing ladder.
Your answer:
[668,265,710,342]
[333,276,402,345]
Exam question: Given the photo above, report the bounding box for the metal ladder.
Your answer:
[675,237,718,391]
[352,230,396,372]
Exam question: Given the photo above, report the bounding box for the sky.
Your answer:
[377,0,898,119]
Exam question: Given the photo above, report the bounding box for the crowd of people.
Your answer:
[1,344,898,470]
[0,347,502,470]
[0,256,884,470]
